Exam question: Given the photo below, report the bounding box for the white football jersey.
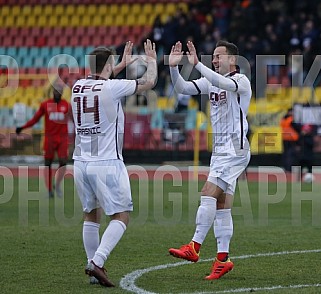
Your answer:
[194,72,252,155]
[71,77,137,161]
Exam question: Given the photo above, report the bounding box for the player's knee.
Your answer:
[111,211,129,226]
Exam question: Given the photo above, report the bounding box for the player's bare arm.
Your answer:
[136,39,157,93]
[169,41,184,67]
[113,41,137,77]
[186,41,199,65]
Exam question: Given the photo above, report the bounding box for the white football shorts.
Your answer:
[74,159,133,215]
[208,149,250,195]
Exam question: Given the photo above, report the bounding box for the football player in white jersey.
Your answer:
[168,40,252,280]
[71,40,157,287]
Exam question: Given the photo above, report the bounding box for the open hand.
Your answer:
[144,39,157,61]
[169,41,184,67]
[186,41,199,65]
[120,41,137,66]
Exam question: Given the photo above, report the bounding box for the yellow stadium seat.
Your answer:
[110,4,119,15]
[5,15,16,27]
[131,4,141,15]
[91,15,102,27]
[137,14,148,26]
[55,5,64,16]
[87,5,97,16]
[98,5,108,15]
[21,5,32,15]
[160,14,170,24]
[65,5,75,16]
[37,15,47,27]
[59,15,69,27]
[70,15,81,27]
[166,3,177,15]
[126,14,136,26]
[114,15,125,26]
[43,5,53,16]
[33,5,43,17]
[120,4,130,16]
[76,5,86,16]
[1,6,10,16]
[11,6,20,17]
[16,15,25,27]
[179,3,188,13]
[81,15,92,27]
[47,15,58,27]
[102,15,114,26]
[147,15,155,26]
[154,3,165,15]
[143,4,153,15]
[26,15,37,27]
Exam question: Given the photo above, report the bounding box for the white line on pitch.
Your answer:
[119,249,321,294]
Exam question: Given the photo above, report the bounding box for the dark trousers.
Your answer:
[282,140,297,172]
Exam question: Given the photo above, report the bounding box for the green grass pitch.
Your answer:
[0,175,321,293]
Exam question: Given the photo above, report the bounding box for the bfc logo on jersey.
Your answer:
[209,91,227,107]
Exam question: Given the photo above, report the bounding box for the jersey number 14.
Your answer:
[73,96,100,126]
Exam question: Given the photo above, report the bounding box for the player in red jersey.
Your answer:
[16,85,72,198]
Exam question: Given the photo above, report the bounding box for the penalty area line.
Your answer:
[119,249,321,294]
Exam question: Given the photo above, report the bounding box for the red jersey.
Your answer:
[22,98,72,138]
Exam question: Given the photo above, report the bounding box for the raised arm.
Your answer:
[113,41,137,78]
[169,41,203,95]
[136,39,158,93]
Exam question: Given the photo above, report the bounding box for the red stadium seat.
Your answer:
[42,27,53,37]
[65,27,74,37]
[124,113,152,150]
[3,36,12,46]
[81,35,91,47]
[76,27,86,37]
[69,35,80,47]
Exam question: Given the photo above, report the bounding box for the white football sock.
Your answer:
[214,209,233,253]
[83,221,100,263]
[92,220,127,268]
[192,196,217,245]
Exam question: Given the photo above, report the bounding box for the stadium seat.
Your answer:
[1,6,10,17]
[102,15,114,26]
[87,4,97,16]
[59,15,70,27]
[43,5,53,16]
[65,5,75,16]
[37,15,47,27]
[54,5,64,16]
[120,4,130,15]
[124,113,152,150]
[76,5,86,16]
[126,15,137,26]
[109,4,119,15]
[132,4,141,15]
[154,3,165,15]
[33,5,43,17]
